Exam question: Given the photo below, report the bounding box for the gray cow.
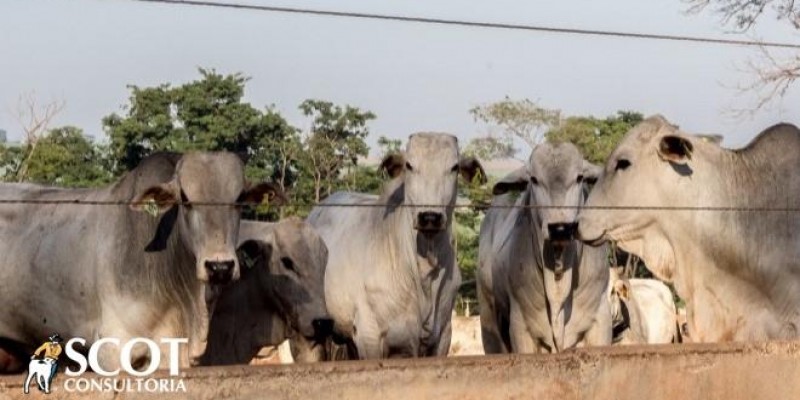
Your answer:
[479,142,611,353]
[201,218,331,365]
[578,115,800,342]
[0,152,281,373]
[307,133,485,359]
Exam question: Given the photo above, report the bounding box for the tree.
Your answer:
[686,0,799,109]
[470,97,562,149]
[19,127,112,187]
[463,135,517,160]
[296,99,376,202]
[102,68,296,178]
[454,168,493,315]
[8,92,66,181]
[376,135,402,157]
[546,111,644,164]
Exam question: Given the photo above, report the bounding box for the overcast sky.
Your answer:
[1,0,798,153]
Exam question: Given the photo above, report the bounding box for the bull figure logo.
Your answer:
[23,333,63,394]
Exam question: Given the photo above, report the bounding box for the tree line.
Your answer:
[0,69,647,313]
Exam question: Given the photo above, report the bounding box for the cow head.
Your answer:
[131,152,285,285]
[492,142,600,350]
[493,142,600,251]
[238,218,332,342]
[380,133,485,235]
[576,115,703,280]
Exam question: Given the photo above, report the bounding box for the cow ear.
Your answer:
[581,161,602,185]
[240,182,287,206]
[492,167,528,195]
[380,153,406,178]
[131,182,179,215]
[459,157,487,185]
[658,135,693,164]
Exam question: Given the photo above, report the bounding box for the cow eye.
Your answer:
[576,175,584,183]
[450,164,459,174]
[530,176,539,185]
[615,159,631,171]
[280,257,296,272]
[405,162,413,172]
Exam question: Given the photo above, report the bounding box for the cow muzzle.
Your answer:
[415,211,445,233]
[547,222,578,247]
[204,260,235,284]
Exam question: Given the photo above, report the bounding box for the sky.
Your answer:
[0,0,798,154]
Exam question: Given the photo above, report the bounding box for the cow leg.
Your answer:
[478,283,505,354]
[479,309,507,354]
[289,336,325,363]
[23,371,35,394]
[508,301,536,353]
[432,319,453,357]
[352,311,386,359]
[583,300,613,347]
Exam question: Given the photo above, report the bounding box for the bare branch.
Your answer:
[725,46,800,117]
[684,0,800,31]
[7,92,66,182]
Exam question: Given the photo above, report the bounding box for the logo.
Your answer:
[23,333,63,394]
[23,334,188,395]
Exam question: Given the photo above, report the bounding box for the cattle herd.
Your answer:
[0,115,799,374]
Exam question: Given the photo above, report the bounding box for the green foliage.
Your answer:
[0,145,24,181]
[25,127,112,187]
[293,99,376,203]
[1,127,111,187]
[102,68,296,178]
[546,111,644,164]
[470,97,562,149]
[463,135,517,160]
[454,170,494,315]
[376,136,402,157]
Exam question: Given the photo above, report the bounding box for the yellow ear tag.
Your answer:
[144,199,160,218]
[243,253,256,269]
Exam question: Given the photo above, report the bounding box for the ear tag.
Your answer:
[244,253,256,269]
[144,199,159,218]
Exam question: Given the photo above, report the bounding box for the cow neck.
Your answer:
[111,169,208,355]
[523,188,584,351]
[380,181,451,341]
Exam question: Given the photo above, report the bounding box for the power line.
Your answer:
[3,198,800,212]
[126,0,800,49]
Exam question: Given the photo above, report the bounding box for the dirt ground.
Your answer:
[2,340,799,400]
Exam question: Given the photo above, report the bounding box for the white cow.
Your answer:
[578,116,800,341]
[307,133,485,359]
[608,270,679,344]
[479,142,611,354]
[23,358,55,394]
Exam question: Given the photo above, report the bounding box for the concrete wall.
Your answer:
[1,341,798,400]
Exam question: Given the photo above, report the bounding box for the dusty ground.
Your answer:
[2,341,799,400]
[250,315,485,365]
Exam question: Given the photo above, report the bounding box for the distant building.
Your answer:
[0,129,6,144]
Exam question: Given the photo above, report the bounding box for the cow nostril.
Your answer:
[548,223,578,241]
[205,260,234,272]
[204,260,235,283]
[417,212,444,228]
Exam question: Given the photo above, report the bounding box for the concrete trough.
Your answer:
[1,341,799,400]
